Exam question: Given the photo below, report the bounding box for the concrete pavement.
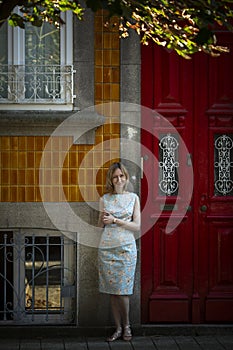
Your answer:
[0,325,233,350]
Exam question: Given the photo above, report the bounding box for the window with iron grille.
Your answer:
[0,230,76,324]
[0,11,75,110]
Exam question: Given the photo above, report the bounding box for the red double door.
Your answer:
[141,32,233,323]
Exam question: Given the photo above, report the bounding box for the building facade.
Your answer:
[1,6,233,328]
[0,8,141,326]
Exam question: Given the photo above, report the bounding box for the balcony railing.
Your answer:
[0,65,76,105]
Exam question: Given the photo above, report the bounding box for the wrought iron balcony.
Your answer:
[0,64,76,105]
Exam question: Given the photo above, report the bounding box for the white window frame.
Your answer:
[1,11,74,111]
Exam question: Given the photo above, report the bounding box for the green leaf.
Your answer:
[8,13,25,28]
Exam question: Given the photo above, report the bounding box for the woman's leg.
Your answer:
[107,295,132,342]
[117,295,130,327]
[110,295,122,330]
[106,295,122,342]
[118,295,132,341]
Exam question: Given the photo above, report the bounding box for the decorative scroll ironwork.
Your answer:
[159,133,179,196]
[0,65,75,104]
[214,134,233,196]
[0,232,76,324]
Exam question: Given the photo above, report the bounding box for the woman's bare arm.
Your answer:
[102,195,141,232]
[98,197,105,228]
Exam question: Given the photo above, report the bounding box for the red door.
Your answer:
[141,31,233,323]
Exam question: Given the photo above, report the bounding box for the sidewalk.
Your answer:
[1,335,233,350]
[0,325,233,350]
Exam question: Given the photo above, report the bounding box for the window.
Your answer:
[0,11,75,110]
[0,231,76,324]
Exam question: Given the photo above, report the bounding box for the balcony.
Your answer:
[0,65,76,110]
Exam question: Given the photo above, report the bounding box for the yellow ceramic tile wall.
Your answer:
[93,10,120,192]
[0,135,119,202]
[0,11,120,203]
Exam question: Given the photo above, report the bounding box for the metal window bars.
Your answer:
[0,230,76,324]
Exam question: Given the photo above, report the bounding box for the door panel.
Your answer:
[194,32,233,322]
[141,31,233,323]
[141,45,194,323]
[148,219,192,322]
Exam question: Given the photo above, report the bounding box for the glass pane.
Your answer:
[25,236,63,312]
[0,22,8,99]
[25,22,60,100]
[0,21,7,64]
[25,22,60,66]
[214,134,233,196]
[159,133,179,196]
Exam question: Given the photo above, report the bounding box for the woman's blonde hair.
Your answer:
[105,162,129,193]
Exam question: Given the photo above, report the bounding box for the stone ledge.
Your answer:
[0,202,99,232]
[0,110,104,144]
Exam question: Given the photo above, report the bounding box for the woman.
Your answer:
[98,162,141,342]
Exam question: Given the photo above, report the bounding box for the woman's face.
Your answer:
[112,168,126,193]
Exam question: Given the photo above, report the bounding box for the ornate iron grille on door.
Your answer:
[0,230,76,324]
[214,134,233,196]
[159,133,180,196]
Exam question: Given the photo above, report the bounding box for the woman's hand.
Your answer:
[103,211,115,225]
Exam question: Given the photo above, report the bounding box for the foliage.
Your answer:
[0,0,233,57]
[0,0,83,28]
